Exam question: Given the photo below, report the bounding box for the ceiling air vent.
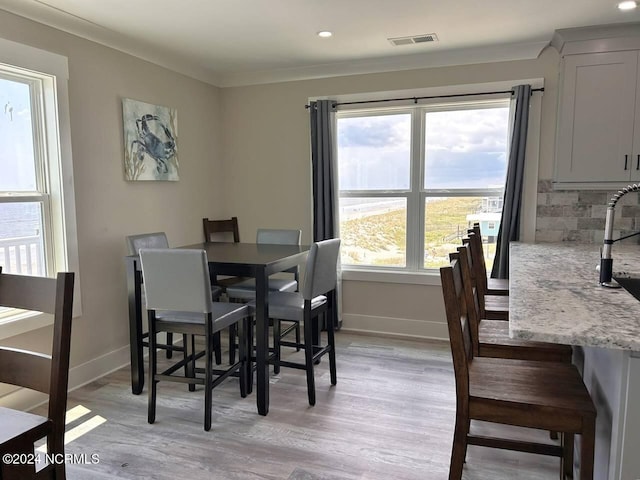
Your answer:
[388,33,438,46]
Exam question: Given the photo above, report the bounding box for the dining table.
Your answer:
[125,241,310,416]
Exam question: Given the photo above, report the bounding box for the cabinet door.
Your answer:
[633,59,640,182]
[556,51,638,183]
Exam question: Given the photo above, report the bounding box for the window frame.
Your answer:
[0,37,81,337]
[336,98,510,273]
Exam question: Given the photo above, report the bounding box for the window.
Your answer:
[337,99,510,272]
[0,38,80,332]
[0,71,51,276]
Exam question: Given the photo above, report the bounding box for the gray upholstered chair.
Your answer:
[126,231,170,254]
[250,238,340,406]
[139,248,250,431]
[226,228,302,299]
[127,232,223,362]
[226,228,302,367]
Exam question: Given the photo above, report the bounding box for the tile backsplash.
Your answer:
[536,180,640,245]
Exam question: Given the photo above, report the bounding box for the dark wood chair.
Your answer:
[454,246,573,363]
[440,256,596,480]
[0,268,74,480]
[469,223,509,295]
[202,217,248,289]
[203,216,240,243]
[463,232,509,320]
[202,217,248,364]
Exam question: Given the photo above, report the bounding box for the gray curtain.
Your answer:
[309,99,341,329]
[491,84,531,279]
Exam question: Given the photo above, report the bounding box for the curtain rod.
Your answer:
[305,87,544,109]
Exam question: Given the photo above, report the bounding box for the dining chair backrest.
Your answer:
[203,217,240,243]
[0,269,75,463]
[126,232,169,255]
[452,246,482,356]
[256,228,301,245]
[440,256,473,401]
[301,238,341,300]
[139,248,213,314]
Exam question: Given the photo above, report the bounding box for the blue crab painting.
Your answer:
[123,99,179,181]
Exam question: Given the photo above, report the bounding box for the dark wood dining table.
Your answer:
[125,241,310,416]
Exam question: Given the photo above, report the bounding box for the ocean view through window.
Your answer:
[0,38,80,327]
[337,99,510,271]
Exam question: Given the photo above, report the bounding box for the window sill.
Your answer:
[0,311,53,341]
[342,268,442,286]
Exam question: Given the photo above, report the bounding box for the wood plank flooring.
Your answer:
[37,333,564,479]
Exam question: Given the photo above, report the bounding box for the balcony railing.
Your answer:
[0,235,44,276]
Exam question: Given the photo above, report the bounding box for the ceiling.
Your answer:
[1,0,639,87]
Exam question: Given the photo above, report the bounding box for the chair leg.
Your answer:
[295,322,301,352]
[448,416,468,480]
[561,432,574,479]
[228,324,236,364]
[166,332,174,358]
[304,316,316,406]
[184,334,196,392]
[213,331,222,365]
[246,317,254,394]
[204,331,213,431]
[580,419,596,480]
[238,318,247,398]
[327,311,337,386]
[148,321,157,424]
[273,318,281,375]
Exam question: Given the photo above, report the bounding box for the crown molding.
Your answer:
[216,41,548,87]
[1,2,547,88]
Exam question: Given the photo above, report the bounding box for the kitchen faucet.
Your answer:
[599,184,640,287]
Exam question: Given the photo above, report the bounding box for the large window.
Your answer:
[0,72,50,276]
[0,39,80,330]
[337,99,510,271]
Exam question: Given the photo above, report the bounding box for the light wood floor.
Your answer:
[43,332,564,479]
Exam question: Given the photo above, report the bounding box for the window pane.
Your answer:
[0,202,45,275]
[424,107,509,190]
[0,76,36,191]
[424,196,500,269]
[340,197,406,267]
[337,114,411,190]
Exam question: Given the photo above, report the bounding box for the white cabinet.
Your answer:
[555,50,640,185]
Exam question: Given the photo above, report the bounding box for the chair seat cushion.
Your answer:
[469,357,596,417]
[487,277,509,295]
[248,291,327,322]
[226,278,298,300]
[0,407,51,448]
[155,302,249,332]
[478,320,573,361]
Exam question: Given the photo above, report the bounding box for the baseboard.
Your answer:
[0,345,131,411]
[341,313,448,341]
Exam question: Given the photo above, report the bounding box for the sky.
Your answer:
[0,76,41,239]
[337,105,510,191]
[0,76,36,191]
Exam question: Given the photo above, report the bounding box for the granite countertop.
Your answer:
[509,242,640,351]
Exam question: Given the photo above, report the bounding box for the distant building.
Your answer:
[466,196,503,242]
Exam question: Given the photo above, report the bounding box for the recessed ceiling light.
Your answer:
[317,31,333,38]
[618,1,637,10]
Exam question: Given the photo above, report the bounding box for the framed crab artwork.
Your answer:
[122,98,178,181]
